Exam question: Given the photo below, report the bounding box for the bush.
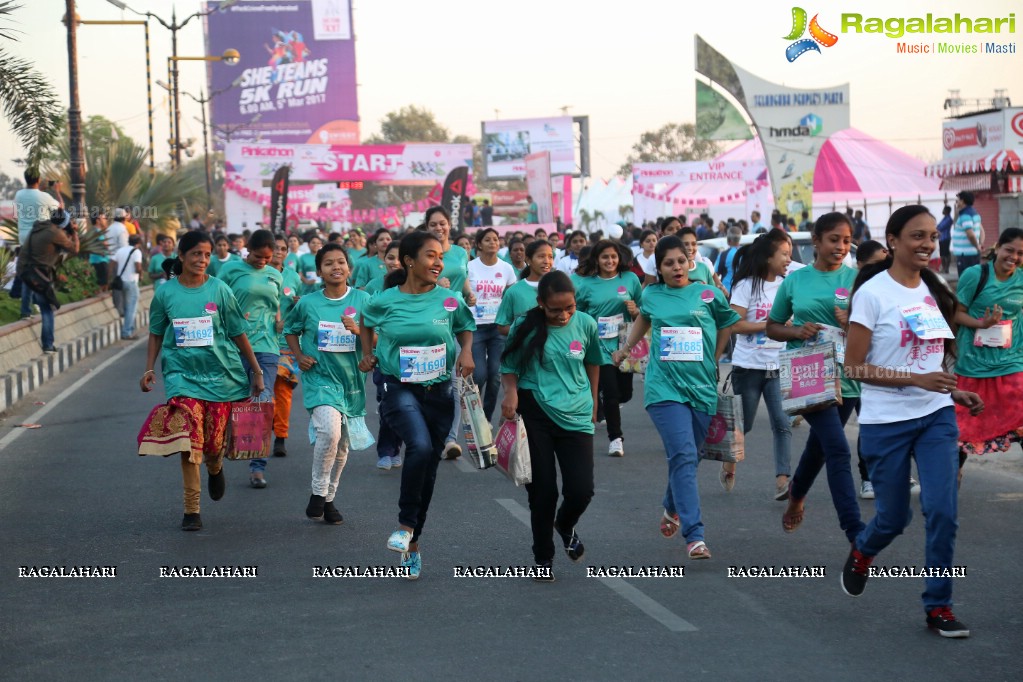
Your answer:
[57,255,100,300]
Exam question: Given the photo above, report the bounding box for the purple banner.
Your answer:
[204,0,359,150]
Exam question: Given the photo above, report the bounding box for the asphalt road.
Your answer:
[1,340,1020,681]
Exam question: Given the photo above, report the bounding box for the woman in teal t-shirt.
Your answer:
[285,243,371,526]
[270,234,304,458]
[495,240,555,335]
[501,271,603,581]
[614,236,739,560]
[298,235,323,294]
[364,239,405,470]
[953,227,1023,459]
[364,240,401,296]
[574,240,643,458]
[351,228,392,289]
[140,231,263,532]
[216,230,283,490]
[359,231,476,580]
[766,213,863,544]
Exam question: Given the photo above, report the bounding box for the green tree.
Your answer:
[364,105,450,144]
[617,122,721,177]
[0,1,64,172]
[0,170,22,198]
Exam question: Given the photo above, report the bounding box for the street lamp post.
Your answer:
[166,50,240,169]
[64,0,86,220]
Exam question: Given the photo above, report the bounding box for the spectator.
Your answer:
[751,210,766,233]
[853,210,870,243]
[188,212,204,231]
[15,170,62,318]
[715,227,743,294]
[113,234,144,339]
[480,199,493,226]
[952,191,982,274]
[89,211,112,292]
[525,195,539,224]
[798,210,812,232]
[107,208,131,311]
[936,205,953,274]
[16,207,79,352]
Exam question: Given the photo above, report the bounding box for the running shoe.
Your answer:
[555,524,584,563]
[387,529,412,553]
[909,477,921,495]
[926,606,970,638]
[841,546,874,597]
[390,455,403,468]
[860,481,875,499]
[273,437,287,457]
[775,478,789,501]
[376,456,392,470]
[323,500,343,525]
[249,472,267,489]
[306,494,325,519]
[208,469,226,501]
[533,560,555,582]
[608,438,624,457]
[401,551,421,580]
[181,513,202,531]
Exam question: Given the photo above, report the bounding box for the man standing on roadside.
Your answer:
[14,170,62,319]
[16,208,79,352]
[107,208,130,314]
[88,211,111,292]
[750,210,766,233]
[113,234,143,339]
[951,191,982,274]
[480,199,494,226]
[936,204,953,274]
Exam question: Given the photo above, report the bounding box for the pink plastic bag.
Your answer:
[495,416,532,486]
[226,401,273,460]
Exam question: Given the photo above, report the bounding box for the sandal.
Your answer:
[686,540,711,560]
[659,511,680,538]
[719,464,736,492]
[782,497,804,533]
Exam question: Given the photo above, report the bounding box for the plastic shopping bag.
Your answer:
[458,375,498,469]
[700,377,745,463]
[617,323,651,374]
[226,400,273,460]
[495,416,532,486]
[779,343,842,416]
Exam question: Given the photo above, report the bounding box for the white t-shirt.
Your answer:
[113,245,143,283]
[635,252,656,277]
[556,252,580,275]
[106,221,129,255]
[730,277,785,370]
[14,188,59,244]
[467,257,517,324]
[786,260,806,275]
[849,271,954,424]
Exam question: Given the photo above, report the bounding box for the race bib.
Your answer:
[305,271,321,283]
[974,320,1012,348]
[317,321,356,353]
[753,331,786,350]
[811,324,847,364]
[598,314,625,340]
[900,303,954,340]
[399,344,446,383]
[659,327,704,362]
[474,302,500,325]
[173,317,214,347]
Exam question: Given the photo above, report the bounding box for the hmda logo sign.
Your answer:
[768,113,823,138]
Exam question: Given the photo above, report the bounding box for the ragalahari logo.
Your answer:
[784,7,839,61]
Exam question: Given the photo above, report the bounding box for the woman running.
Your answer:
[285,243,370,525]
[575,240,643,457]
[843,205,983,637]
[630,229,658,287]
[365,239,405,470]
[496,240,555,335]
[728,230,793,498]
[298,234,323,294]
[467,227,517,421]
[501,271,603,580]
[505,238,527,274]
[140,231,263,531]
[216,230,284,488]
[207,233,239,278]
[359,231,475,579]
[613,236,739,559]
[351,229,392,289]
[556,230,588,275]
[271,234,304,457]
[766,213,863,544]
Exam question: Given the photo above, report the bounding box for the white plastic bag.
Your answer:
[495,416,532,486]
[457,375,497,469]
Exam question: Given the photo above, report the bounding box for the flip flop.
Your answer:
[660,511,680,538]
[782,504,804,533]
[686,540,711,560]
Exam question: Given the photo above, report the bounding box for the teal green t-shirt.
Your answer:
[298,252,322,294]
[361,285,476,385]
[148,252,171,286]
[688,261,714,285]
[348,247,367,263]
[216,259,283,355]
[207,253,239,278]
[283,252,300,272]
[277,266,303,349]
[575,272,644,361]
[769,264,861,398]
[441,244,470,296]
[284,287,369,416]
[364,274,387,297]
[955,264,1023,378]
[495,279,539,327]
[148,277,250,402]
[352,255,388,289]
[641,283,741,414]
[500,311,604,434]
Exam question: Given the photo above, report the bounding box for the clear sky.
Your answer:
[1,0,1019,181]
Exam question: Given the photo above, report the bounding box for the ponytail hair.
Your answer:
[851,204,958,370]
[732,229,791,302]
[501,270,575,367]
[384,230,440,290]
[164,231,214,277]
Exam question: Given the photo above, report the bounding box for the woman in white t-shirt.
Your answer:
[727,230,793,500]
[468,228,518,420]
[843,205,983,638]
[629,229,658,287]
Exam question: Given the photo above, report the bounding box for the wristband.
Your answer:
[143,369,155,376]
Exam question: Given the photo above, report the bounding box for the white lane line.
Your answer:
[495,498,698,633]
[452,454,476,473]
[0,338,146,451]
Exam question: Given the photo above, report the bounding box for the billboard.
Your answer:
[696,81,753,141]
[224,142,473,185]
[482,116,575,179]
[941,107,1023,160]
[204,0,359,149]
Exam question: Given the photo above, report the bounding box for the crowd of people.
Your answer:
[9,171,1021,637]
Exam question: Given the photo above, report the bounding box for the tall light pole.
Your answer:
[176,77,242,209]
[166,50,240,169]
[64,0,86,221]
[105,0,240,168]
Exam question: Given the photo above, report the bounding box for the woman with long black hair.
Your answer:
[495,240,555,334]
[843,205,983,637]
[501,271,603,580]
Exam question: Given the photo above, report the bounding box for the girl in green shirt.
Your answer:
[679,227,726,294]
[270,234,304,458]
[365,238,406,470]
[574,240,643,457]
[140,231,263,532]
[351,228,393,289]
[284,234,301,271]
[299,235,323,294]
[495,240,555,335]
[501,271,603,580]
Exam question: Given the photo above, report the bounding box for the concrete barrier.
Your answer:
[0,287,153,413]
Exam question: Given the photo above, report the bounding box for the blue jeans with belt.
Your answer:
[243,351,278,474]
[379,376,455,543]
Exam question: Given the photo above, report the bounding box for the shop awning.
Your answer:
[1009,175,1023,193]
[926,150,1021,177]
[939,174,992,193]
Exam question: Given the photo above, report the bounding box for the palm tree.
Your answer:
[593,210,606,232]
[578,209,593,233]
[618,204,634,223]
[0,2,64,172]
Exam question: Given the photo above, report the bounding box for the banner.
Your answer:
[441,166,470,233]
[525,152,554,224]
[269,165,290,233]
[225,143,473,185]
[696,81,753,141]
[204,0,359,148]
[940,107,1023,160]
[482,116,575,179]
[632,161,761,185]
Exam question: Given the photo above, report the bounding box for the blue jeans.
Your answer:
[857,406,960,611]
[471,324,505,421]
[243,351,278,473]
[380,377,455,542]
[373,368,403,459]
[447,342,464,445]
[20,282,32,317]
[120,281,140,337]
[955,254,979,275]
[791,399,864,543]
[647,401,712,544]
[32,290,55,349]
[730,366,792,477]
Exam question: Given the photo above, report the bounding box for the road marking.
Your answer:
[452,455,476,473]
[495,498,698,633]
[0,338,146,452]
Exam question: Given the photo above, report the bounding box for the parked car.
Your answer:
[698,231,858,271]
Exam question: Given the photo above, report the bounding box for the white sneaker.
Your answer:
[909,477,920,495]
[860,481,875,499]
[608,438,624,457]
[390,455,403,468]
[376,457,392,470]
